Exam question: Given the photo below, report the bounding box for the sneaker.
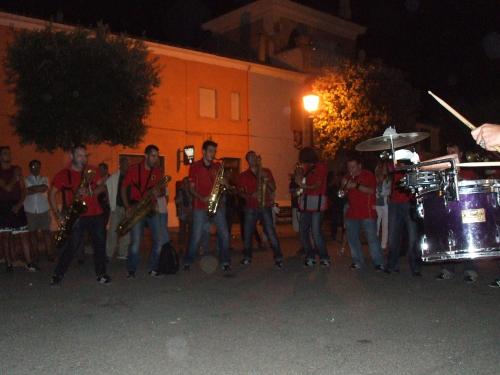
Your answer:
[274,260,284,269]
[50,275,62,287]
[350,263,361,270]
[304,259,315,267]
[222,264,231,272]
[436,269,454,280]
[5,264,13,273]
[148,270,163,278]
[97,275,111,284]
[319,259,331,267]
[374,265,385,272]
[464,275,477,283]
[26,263,39,272]
[240,258,251,266]
[488,278,500,288]
[126,271,136,279]
[412,271,422,277]
[183,264,191,271]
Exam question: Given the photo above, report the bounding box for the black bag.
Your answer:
[157,241,179,275]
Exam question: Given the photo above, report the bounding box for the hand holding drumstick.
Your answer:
[471,123,500,152]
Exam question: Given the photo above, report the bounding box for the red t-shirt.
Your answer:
[52,166,103,216]
[189,159,222,210]
[303,162,328,196]
[237,168,275,209]
[122,162,162,202]
[346,169,377,220]
[391,172,411,203]
[0,165,22,202]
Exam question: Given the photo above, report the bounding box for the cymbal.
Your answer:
[355,132,430,152]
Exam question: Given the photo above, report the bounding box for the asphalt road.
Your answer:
[1,229,499,375]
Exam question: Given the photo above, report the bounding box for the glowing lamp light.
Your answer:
[302,94,320,113]
[183,145,195,164]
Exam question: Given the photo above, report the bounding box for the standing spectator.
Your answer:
[24,160,54,260]
[105,156,129,259]
[296,147,330,267]
[175,177,193,248]
[157,183,170,246]
[374,160,391,251]
[328,171,345,241]
[343,154,385,271]
[0,146,38,272]
[97,163,111,226]
[289,174,300,233]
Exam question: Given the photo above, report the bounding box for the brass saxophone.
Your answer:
[207,161,226,216]
[117,175,171,237]
[54,168,95,248]
[256,155,267,209]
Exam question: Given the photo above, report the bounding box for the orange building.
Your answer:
[0,12,310,225]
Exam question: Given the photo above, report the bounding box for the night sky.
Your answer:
[2,0,499,145]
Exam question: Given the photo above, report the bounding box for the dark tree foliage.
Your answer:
[4,25,161,151]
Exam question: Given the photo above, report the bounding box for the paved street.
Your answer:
[1,226,499,375]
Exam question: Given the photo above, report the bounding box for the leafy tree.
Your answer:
[4,25,161,151]
[311,59,419,159]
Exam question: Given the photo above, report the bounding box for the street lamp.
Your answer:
[302,94,319,146]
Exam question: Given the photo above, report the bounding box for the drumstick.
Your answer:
[458,162,500,168]
[427,91,475,130]
[428,91,500,153]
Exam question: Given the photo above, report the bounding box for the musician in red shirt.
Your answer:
[121,144,164,278]
[386,161,420,276]
[49,145,110,286]
[237,151,283,268]
[343,154,385,271]
[436,142,479,283]
[295,147,331,267]
[0,146,38,272]
[183,140,231,271]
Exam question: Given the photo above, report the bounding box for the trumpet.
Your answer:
[337,175,353,198]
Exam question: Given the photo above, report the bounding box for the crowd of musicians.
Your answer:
[1,123,500,288]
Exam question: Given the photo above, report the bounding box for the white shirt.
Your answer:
[24,175,50,214]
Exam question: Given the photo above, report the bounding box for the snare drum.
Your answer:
[419,179,500,262]
[399,170,443,195]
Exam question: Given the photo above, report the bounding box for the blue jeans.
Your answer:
[345,218,384,267]
[54,215,107,278]
[158,212,170,246]
[387,202,420,273]
[243,208,283,261]
[184,208,230,265]
[300,211,329,261]
[127,213,162,273]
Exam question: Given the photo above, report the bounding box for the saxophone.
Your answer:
[54,168,95,248]
[117,175,171,237]
[294,162,305,198]
[256,155,267,209]
[207,161,226,216]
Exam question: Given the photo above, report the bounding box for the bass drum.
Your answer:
[419,179,500,262]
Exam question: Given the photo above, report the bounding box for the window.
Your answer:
[199,88,217,119]
[230,92,240,121]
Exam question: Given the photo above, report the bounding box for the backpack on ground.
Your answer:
[157,241,179,275]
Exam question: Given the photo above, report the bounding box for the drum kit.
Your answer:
[356,126,500,263]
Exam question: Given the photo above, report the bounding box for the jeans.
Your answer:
[243,208,283,261]
[300,211,329,261]
[387,202,420,273]
[375,205,388,249]
[127,213,162,273]
[158,212,170,246]
[345,218,384,267]
[106,206,130,257]
[184,208,230,265]
[54,215,107,278]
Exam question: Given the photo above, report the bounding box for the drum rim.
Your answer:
[421,246,500,262]
[458,179,500,194]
